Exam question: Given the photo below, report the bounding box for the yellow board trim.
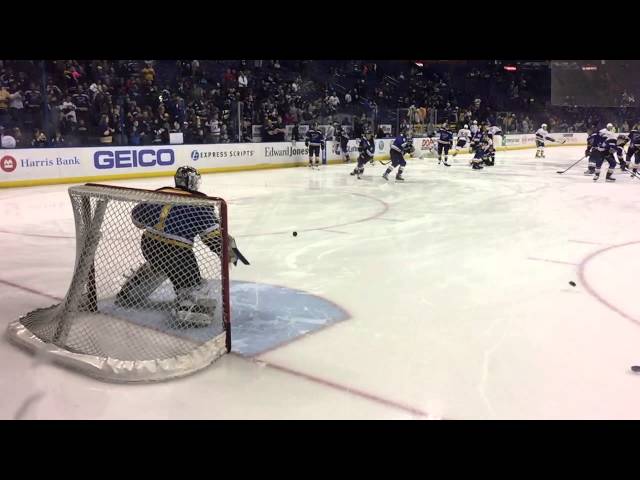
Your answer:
[0,143,586,189]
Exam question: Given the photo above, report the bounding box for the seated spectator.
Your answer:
[12,126,24,147]
[32,128,48,147]
[1,125,17,148]
[49,131,65,147]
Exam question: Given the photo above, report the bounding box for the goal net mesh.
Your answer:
[6,184,231,382]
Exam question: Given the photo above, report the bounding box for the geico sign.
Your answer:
[94,149,175,169]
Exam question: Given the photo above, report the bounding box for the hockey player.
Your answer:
[584,129,600,175]
[336,126,351,163]
[350,130,376,179]
[116,166,249,327]
[382,129,414,181]
[305,122,325,168]
[436,122,454,166]
[470,126,491,170]
[452,124,471,156]
[468,125,484,166]
[485,124,503,166]
[470,119,479,136]
[593,125,622,182]
[626,128,640,175]
[535,123,565,158]
[615,133,630,171]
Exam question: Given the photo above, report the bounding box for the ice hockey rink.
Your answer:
[2,144,640,420]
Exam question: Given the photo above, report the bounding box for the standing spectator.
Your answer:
[60,96,77,124]
[238,71,248,90]
[205,115,221,143]
[0,85,10,126]
[8,86,24,126]
[345,90,352,107]
[141,62,155,83]
[98,114,114,144]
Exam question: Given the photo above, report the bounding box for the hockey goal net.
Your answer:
[6,183,231,382]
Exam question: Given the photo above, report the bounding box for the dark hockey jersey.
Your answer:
[629,130,640,147]
[437,128,454,145]
[358,137,375,158]
[391,134,413,154]
[305,128,325,147]
[132,201,220,246]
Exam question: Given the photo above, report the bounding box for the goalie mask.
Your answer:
[174,166,202,192]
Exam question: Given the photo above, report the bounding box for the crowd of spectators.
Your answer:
[1,59,639,149]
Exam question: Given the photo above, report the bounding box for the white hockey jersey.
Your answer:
[457,128,471,140]
[535,128,550,141]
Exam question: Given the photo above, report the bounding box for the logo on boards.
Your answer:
[1,155,17,173]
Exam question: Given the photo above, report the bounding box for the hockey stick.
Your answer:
[556,156,587,174]
[232,247,250,265]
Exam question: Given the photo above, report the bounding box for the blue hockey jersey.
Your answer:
[132,202,220,247]
[391,135,413,154]
[305,128,325,147]
[358,137,375,158]
[437,128,454,145]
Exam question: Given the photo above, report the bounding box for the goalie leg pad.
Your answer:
[116,262,168,307]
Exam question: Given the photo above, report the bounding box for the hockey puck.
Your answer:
[293,231,298,237]
[631,365,640,373]
[569,281,576,287]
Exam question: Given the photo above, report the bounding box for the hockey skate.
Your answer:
[584,168,595,176]
[472,162,484,170]
[593,172,600,182]
[173,282,216,328]
[382,173,389,181]
[395,174,405,181]
[620,162,628,172]
[350,169,357,176]
[606,172,616,182]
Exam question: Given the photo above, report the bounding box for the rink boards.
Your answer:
[0,133,588,188]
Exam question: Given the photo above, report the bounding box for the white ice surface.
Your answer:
[1,146,640,419]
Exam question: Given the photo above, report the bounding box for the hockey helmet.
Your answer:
[175,166,202,192]
[606,123,614,131]
[541,123,547,129]
[464,124,469,129]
